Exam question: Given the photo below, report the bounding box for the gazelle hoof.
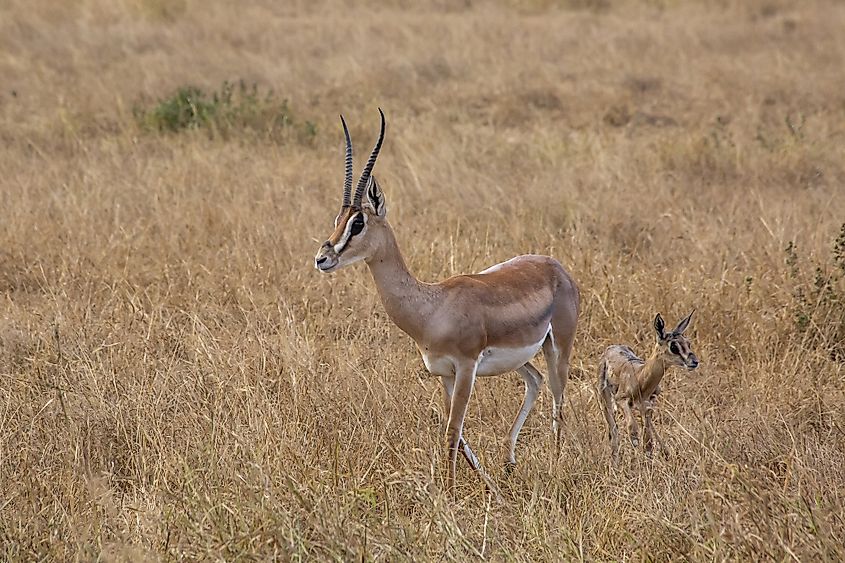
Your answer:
[504,461,517,476]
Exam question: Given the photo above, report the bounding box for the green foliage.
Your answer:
[133,81,316,144]
[137,86,213,132]
[786,223,845,360]
[834,224,845,274]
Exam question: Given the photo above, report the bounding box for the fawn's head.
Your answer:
[653,311,699,370]
[314,109,390,273]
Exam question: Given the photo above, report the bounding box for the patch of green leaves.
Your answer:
[785,223,845,361]
[133,81,316,144]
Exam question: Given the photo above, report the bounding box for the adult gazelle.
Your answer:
[314,110,580,492]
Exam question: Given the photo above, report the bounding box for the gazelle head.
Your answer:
[314,109,389,273]
[653,311,699,370]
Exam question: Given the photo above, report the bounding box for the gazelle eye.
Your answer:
[350,214,365,236]
[669,342,680,355]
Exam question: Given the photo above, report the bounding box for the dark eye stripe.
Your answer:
[350,214,365,236]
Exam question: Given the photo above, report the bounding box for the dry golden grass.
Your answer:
[2,0,845,559]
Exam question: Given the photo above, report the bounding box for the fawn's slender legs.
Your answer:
[619,399,640,449]
[598,363,621,465]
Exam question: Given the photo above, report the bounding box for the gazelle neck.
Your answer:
[365,221,435,340]
[638,345,667,398]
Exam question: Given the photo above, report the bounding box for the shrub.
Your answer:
[133,81,316,143]
[786,223,845,361]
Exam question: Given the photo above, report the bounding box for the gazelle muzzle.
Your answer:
[315,242,339,272]
[685,352,700,370]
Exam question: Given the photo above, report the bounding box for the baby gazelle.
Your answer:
[597,312,699,464]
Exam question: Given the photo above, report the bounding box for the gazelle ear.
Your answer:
[654,313,666,340]
[674,310,694,335]
[364,175,387,217]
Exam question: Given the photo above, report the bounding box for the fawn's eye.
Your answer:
[669,342,680,355]
[350,214,365,236]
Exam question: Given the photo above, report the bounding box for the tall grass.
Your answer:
[1,0,844,559]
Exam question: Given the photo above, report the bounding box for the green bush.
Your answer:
[786,223,845,361]
[133,81,316,143]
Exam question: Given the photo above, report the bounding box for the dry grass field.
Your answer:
[2,0,845,559]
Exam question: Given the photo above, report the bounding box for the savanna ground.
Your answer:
[1,0,845,559]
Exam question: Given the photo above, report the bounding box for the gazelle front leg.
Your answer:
[442,372,502,501]
[440,375,455,425]
[643,399,655,455]
[597,363,620,466]
[619,398,640,449]
[446,360,478,491]
[643,395,669,458]
[442,374,479,471]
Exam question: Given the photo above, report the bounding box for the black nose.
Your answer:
[316,256,328,265]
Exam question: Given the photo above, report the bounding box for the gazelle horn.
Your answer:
[340,115,354,208]
[352,108,386,208]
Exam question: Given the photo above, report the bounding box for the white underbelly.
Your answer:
[421,352,455,376]
[420,328,549,377]
[476,338,545,376]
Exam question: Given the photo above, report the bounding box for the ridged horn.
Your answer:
[352,108,386,208]
[340,115,353,208]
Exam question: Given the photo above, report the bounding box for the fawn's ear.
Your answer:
[674,310,694,335]
[363,176,387,217]
[654,313,666,340]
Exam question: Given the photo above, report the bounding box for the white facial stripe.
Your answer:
[333,212,365,254]
[333,215,355,253]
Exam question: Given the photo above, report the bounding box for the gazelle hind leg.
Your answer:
[507,363,543,471]
[543,324,575,453]
[541,339,563,450]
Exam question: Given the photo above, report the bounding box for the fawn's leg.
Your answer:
[619,398,640,449]
[598,361,620,465]
[646,393,670,457]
